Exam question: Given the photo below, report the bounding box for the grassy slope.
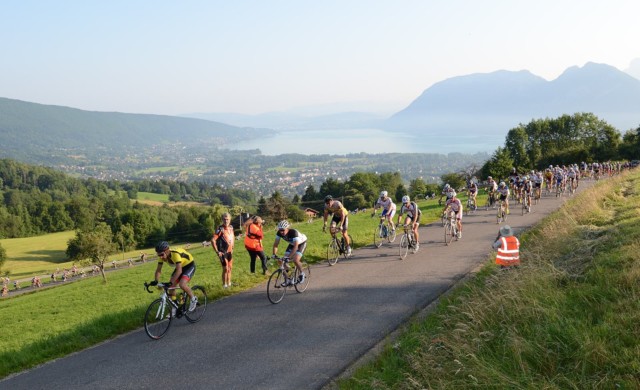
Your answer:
[340,172,640,389]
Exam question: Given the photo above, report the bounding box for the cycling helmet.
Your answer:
[380,190,388,198]
[155,241,170,253]
[444,183,451,189]
[447,191,456,199]
[487,176,492,180]
[276,220,290,230]
[324,195,333,202]
[499,181,506,187]
[402,195,410,203]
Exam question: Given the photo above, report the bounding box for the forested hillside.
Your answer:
[0,97,267,163]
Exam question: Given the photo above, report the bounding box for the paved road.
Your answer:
[1,184,592,389]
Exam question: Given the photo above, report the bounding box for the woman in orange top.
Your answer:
[243,215,268,275]
[212,213,235,288]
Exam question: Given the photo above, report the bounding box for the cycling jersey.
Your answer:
[399,201,422,219]
[445,198,463,214]
[158,247,194,267]
[324,200,348,217]
[275,228,308,255]
[375,197,396,212]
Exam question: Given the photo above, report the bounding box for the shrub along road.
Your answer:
[1,182,595,389]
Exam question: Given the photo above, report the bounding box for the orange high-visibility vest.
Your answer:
[495,236,520,266]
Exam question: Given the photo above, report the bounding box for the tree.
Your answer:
[66,223,117,283]
[394,184,407,203]
[408,178,428,200]
[0,243,6,275]
[440,172,466,192]
[480,147,514,182]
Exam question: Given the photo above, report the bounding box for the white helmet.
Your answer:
[499,181,506,187]
[402,195,410,203]
[380,190,388,198]
[444,183,451,189]
[276,220,290,230]
[447,191,456,199]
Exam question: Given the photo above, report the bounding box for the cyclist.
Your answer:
[442,191,463,239]
[497,181,510,215]
[152,241,198,312]
[372,190,396,232]
[272,220,308,286]
[323,195,352,256]
[531,170,542,200]
[522,176,533,211]
[396,195,422,250]
[486,176,498,207]
[438,183,454,205]
[466,178,478,210]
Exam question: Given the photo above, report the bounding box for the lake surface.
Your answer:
[226,128,503,156]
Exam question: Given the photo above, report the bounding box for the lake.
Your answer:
[226,128,503,155]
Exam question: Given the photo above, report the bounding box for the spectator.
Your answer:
[1,284,8,297]
[140,252,147,263]
[243,215,268,275]
[212,212,235,288]
[492,225,520,269]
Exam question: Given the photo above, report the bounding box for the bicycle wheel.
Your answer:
[327,239,340,265]
[144,298,173,340]
[374,224,383,248]
[521,200,526,215]
[294,262,310,293]
[410,235,419,254]
[441,213,446,226]
[444,222,454,245]
[267,269,287,304]
[399,234,409,260]
[185,285,207,323]
[387,225,397,243]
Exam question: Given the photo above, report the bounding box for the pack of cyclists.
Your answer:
[148,160,628,303]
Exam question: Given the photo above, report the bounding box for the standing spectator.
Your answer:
[243,215,268,275]
[212,212,235,288]
[493,225,520,269]
[1,283,8,297]
[13,280,20,290]
[140,252,147,263]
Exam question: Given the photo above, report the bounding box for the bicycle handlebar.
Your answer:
[144,281,173,293]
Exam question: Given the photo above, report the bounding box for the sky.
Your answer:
[1,0,639,116]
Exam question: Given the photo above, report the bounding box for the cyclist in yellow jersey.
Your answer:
[152,241,198,312]
[322,195,352,256]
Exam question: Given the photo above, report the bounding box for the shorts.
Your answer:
[403,214,421,224]
[218,252,233,265]
[382,208,396,218]
[499,194,507,201]
[331,215,349,231]
[534,183,541,189]
[172,262,196,282]
[285,242,307,258]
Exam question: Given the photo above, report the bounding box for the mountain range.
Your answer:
[388,62,640,134]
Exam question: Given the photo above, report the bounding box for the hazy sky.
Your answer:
[1,1,639,116]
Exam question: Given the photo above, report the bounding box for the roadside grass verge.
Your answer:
[340,172,640,389]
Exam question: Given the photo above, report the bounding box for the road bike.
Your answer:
[267,255,310,304]
[521,192,531,215]
[533,184,541,204]
[326,225,353,265]
[373,214,397,248]
[143,281,207,340]
[497,199,508,224]
[485,190,497,210]
[444,210,459,245]
[399,224,419,260]
[466,196,477,215]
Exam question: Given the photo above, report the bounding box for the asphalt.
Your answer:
[1,183,593,390]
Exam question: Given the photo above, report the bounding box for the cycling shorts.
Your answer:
[172,262,196,282]
[331,215,349,231]
[285,242,307,258]
[381,208,396,218]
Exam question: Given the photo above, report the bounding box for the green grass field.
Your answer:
[137,191,170,202]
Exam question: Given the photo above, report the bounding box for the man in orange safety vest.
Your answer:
[492,225,520,268]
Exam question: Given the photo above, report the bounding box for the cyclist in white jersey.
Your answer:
[372,190,397,231]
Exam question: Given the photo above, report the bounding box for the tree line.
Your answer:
[480,113,640,179]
